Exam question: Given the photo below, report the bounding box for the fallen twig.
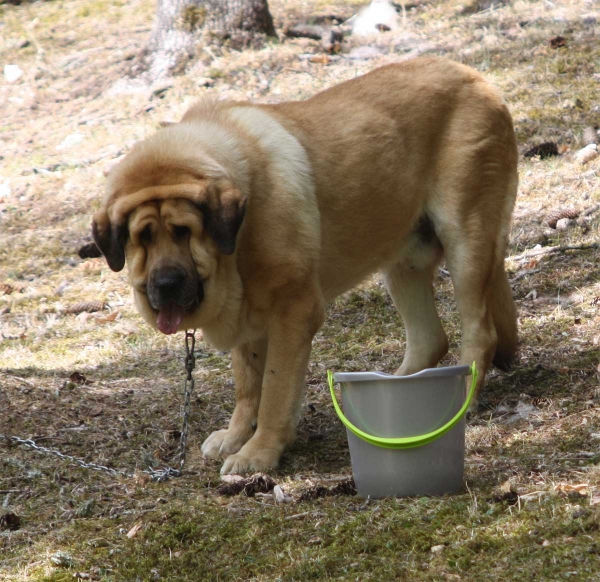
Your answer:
[510,242,600,262]
[27,148,126,175]
[284,510,326,521]
[510,268,541,282]
[582,203,600,217]
[285,24,329,40]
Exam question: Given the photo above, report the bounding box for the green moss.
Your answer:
[180,4,207,32]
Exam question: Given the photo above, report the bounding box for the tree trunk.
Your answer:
[135,0,276,82]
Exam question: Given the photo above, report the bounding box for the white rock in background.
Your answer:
[347,46,385,60]
[0,179,11,200]
[347,0,401,37]
[273,485,293,504]
[574,143,598,164]
[4,64,23,83]
[56,133,84,152]
[555,218,575,230]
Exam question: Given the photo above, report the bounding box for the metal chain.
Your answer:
[0,330,197,483]
[0,435,123,476]
[178,329,196,471]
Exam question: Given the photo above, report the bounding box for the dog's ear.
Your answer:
[200,183,247,255]
[91,210,128,272]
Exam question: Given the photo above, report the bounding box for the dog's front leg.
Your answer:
[220,287,324,475]
[202,339,267,459]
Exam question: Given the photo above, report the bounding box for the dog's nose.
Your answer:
[154,267,186,302]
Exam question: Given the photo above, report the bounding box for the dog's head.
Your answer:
[92,125,247,335]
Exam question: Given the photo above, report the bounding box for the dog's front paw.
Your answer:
[220,439,282,475]
[201,428,252,459]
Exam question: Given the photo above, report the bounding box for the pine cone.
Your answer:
[64,300,106,314]
[0,512,21,531]
[78,242,102,259]
[582,127,599,146]
[0,282,25,295]
[545,208,580,229]
[524,142,559,159]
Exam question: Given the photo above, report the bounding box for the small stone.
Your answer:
[75,499,95,518]
[50,551,74,568]
[0,180,11,200]
[273,485,293,504]
[555,218,575,230]
[56,133,84,152]
[347,46,384,60]
[196,77,215,88]
[431,544,445,553]
[574,143,598,165]
[4,64,23,83]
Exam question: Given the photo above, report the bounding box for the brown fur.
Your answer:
[92,57,518,474]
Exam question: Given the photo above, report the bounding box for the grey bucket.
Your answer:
[329,364,477,499]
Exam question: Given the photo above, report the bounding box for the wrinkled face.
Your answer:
[126,199,216,335]
[91,136,248,337]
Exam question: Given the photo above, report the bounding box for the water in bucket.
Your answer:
[329,364,476,499]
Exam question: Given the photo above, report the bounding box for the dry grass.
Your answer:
[1,0,600,580]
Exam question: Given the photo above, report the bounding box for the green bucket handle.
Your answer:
[328,363,478,450]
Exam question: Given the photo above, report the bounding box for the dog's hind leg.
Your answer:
[383,224,448,376]
[489,259,518,370]
[201,338,267,459]
[432,208,506,401]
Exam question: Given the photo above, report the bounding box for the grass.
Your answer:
[1,0,600,580]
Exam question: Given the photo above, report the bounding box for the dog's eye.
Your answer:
[140,224,153,245]
[172,225,190,240]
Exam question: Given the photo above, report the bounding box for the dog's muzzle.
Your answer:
[147,266,203,334]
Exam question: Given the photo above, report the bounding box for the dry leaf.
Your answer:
[554,483,588,496]
[93,310,119,324]
[309,54,331,64]
[524,259,539,269]
[549,35,567,48]
[500,480,515,494]
[126,522,143,538]
[114,322,138,336]
[519,491,552,504]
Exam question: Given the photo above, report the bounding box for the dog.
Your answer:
[92,57,518,475]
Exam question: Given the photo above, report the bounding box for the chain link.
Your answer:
[0,435,123,476]
[0,330,198,483]
[177,330,196,472]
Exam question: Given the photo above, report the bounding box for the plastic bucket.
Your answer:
[329,363,477,498]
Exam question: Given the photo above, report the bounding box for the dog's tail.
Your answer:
[490,260,518,370]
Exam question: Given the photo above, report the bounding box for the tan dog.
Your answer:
[92,57,518,475]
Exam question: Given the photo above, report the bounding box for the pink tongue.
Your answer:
[157,304,185,335]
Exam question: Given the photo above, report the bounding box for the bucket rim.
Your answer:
[328,363,478,449]
[333,364,471,384]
